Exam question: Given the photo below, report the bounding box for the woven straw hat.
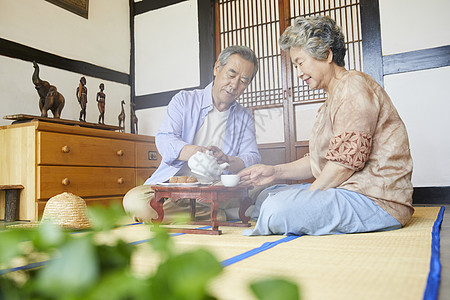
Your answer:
[41,192,90,229]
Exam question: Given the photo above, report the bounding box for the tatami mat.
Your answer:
[1,207,443,300]
[126,207,442,300]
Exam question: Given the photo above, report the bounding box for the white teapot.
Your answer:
[188,151,229,180]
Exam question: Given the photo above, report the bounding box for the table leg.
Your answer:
[239,196,252,224]
[210,195,219,231]
[189,199,196,221]
[150,196,166,223]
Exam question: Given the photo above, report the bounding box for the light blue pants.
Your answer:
[243,183,401,236]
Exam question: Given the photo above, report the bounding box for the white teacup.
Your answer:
[221,174,240,187]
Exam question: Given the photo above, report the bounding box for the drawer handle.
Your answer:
[117,177,124,184]
[117,149,124,156]
[61,145,70,153]
[62,178,70,186]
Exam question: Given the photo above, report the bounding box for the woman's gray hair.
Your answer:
[217,45,259,80]
[279,16,346,67]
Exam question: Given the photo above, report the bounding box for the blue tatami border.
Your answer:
[423,206,445,300]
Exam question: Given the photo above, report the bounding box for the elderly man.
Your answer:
[123,45,261,222]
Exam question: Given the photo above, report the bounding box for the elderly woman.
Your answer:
[239,16,414,236]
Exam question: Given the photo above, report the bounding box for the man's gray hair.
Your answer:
[217,45,259,80]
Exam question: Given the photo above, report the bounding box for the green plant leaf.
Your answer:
[96,240,134,273]
[85,269,150,300]
[87,203,127,231]
[250,278,300,300]
[0,229,31,263]
[149,226,173,257]
[0,276,22,300]
[1,205,300,300]
[151,248,222,300]
[32,221,66,251]
[33,235,99,298]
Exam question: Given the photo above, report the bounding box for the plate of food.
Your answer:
[156,176,213,186]
[156,182,201,187]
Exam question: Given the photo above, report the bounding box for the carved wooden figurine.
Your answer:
[32,61,65,118]
[96,83,106,124]
[118,100,125,132]
[76,77,88,122]
[130,102,138,134]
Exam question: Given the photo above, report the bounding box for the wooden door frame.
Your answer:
[278,0,296,164]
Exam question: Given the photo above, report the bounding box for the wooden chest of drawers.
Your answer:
[0,121,161,221]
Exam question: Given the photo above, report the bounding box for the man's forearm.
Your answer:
[178,144,206,161]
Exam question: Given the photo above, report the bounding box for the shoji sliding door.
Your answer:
[215,0,362,165]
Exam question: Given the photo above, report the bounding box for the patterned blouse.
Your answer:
[309,70,414,225]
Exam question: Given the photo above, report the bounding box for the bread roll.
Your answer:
[169,177,178,183]
[186,176,198,183]
[177,176,188,183]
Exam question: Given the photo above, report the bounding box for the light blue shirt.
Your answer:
[144,82,261,185]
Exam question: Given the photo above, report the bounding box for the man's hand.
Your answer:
[238,164,277,186]
[207,146,229,164]
[207,146,245,173]
[178,145,208,161]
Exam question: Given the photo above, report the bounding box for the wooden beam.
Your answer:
[383,45,450,75]
[0,38,129,85]
[134,0,188,16]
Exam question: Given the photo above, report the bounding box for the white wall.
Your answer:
[0,0,131,131]
[384,67,450,187]
[379,0,450,55]
[134,0,199,96]
[379,0,450,187]
[0,0,130,73]
[134,0,200,136]
[136,106,167,136]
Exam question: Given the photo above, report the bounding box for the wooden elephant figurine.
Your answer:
[32,61,65,118]
[43,86,65,118]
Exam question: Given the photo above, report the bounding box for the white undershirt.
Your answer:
[177,105,229,177]
[193,105,229,149]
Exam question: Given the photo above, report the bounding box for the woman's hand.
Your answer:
[239,156,314,186]
[238,164,277,186]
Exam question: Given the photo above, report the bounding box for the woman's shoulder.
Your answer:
[341,70,373,84]
[342,70,382,89]
[335,70,379,96]
[330,70,382,111]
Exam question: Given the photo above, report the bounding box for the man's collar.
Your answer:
[202,81,214,109]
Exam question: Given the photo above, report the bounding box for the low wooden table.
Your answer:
[150,185,252,235]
